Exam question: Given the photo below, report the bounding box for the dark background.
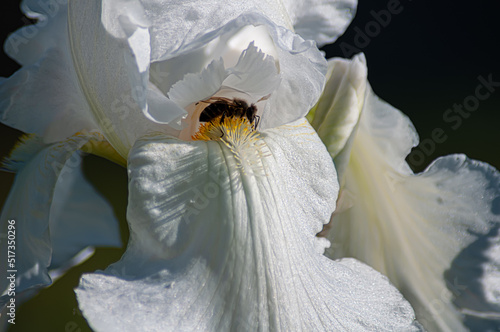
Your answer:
[321,0,500,172]
[1,0,499,331]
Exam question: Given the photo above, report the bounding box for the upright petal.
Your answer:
[140,0,356,58]
[67,0,182,158]
[140,0,293,61]
[308,54,367,181]
[167,59,229,110]
[282,0,357,46]
[264,25,327,127]
[312,56,500,331]
[76,120,420,331]
[146,12,327,129]
[166,43,281,139]
[222,42,281,100]
[149,25,279,98]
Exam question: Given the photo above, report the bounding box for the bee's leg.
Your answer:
[253,115,261,130]
[219,112,226,138]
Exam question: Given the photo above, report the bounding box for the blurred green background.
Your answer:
[0,0,499,331]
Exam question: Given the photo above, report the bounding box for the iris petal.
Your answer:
[0,133,120,305]
[76,120,421,331]
[140,0,356,58]
[312,56,500,331]
[68,0,181,158]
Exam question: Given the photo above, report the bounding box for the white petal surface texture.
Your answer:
[308,54,367,183]
[76,119,420,331]
[167,43,281,139]
[67,0,181,158]
[139,0,356,60]
[144,4,328,130]
[0,1,96,142]
[2,0,330,152]
[311,56,500,331]
[0,133,115,306]
[282,0,357,46]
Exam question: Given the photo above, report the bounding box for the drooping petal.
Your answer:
[0,1,96,142]
[67,0,182,158]
[5,0,66,66]
[0,133,120,306]
[48,154,122,269]
[311,56,500,331]
[76,119,421,331]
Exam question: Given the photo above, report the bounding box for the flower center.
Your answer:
[193,116,268,174]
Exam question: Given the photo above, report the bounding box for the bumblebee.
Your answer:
[197,97,260,129]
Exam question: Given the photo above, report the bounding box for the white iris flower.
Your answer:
[0,0,498,331]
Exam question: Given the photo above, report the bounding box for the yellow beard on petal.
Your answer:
[2,132,127,172]
[79,133,127,167]
[192,116,269,175]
